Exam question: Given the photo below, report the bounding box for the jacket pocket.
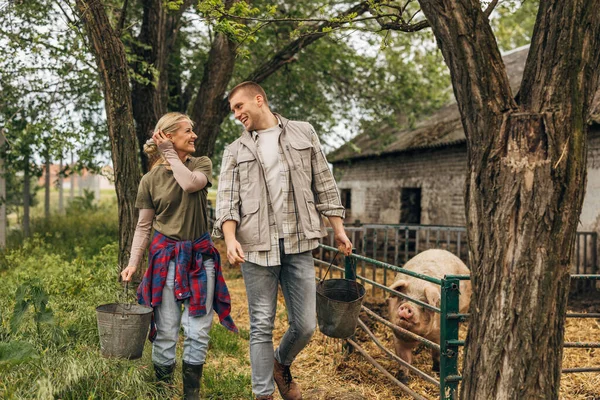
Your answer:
[238,199,260,244]
[303,190,322,231]
[237,151,257,183]
[289,139,313,172]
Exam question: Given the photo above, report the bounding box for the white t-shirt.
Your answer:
[256,122,284,237]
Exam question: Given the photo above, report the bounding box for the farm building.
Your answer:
[328,45,600,278]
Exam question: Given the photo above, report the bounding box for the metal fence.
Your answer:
[207,205,598,287]
[319,224,598,295]
[315,244,600,400]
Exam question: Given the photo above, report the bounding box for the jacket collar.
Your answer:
[239,113,289,138]
[239,113,290,152]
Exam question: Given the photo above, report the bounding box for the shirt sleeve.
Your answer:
[309,125,346,218]
[126,208,155,268]
[159,141,210,193]
[212,146,241,239]
[191,156,213,188]
[135,176,154,210]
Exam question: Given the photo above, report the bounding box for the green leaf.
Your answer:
[10,285,29,334]
[0,341,39,367]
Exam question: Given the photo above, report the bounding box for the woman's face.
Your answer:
[170,121,197,155]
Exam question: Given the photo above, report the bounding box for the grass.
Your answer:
[0,204,252,400]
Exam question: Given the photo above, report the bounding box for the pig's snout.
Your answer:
[398,304,413,321]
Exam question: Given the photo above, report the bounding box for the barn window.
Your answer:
[340,189,352,209]
[400,188,421,224]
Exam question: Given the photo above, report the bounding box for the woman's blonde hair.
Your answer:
[144,112,195,169]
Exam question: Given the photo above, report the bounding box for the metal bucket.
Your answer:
[96,303,153,359]
[316,278,365,339]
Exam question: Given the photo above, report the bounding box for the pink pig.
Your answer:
[387,249,471,378]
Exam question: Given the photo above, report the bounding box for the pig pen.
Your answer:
[313,243,600,400]
[320,224,599,295]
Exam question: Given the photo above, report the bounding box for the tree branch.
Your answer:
[165,0,195,51]
[241,1,372,84]
[54,0,77,26]
[377,18,428,32]
[483,0,499,18]
[116,0,129,36]
[0,26,98,72]
[212,11,399,24]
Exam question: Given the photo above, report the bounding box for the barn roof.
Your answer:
[329,45,600,163]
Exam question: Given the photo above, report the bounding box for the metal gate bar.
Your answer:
[346,338,430,400]
[357,318,440,386]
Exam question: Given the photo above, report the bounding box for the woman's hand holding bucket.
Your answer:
[121,266,137,282]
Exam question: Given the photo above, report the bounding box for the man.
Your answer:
[213,81,352,400]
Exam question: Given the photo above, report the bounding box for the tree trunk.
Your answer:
[75,0,141,269]
[69,152,74,202]
[58,158,64,214]
[192,1,371,157]
[23,154,30,238]
[415,1,600,398]
[0,131,6,248]
[44,149,50,219]
[78,171,83,197]
[130,0,193,173]
[190,25,237,158]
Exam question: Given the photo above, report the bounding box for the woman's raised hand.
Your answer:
[152,129,172,150]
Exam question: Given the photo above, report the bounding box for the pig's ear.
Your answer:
[389,280,408,293]
[424,286,441,307]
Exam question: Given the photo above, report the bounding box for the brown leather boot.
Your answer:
[273,359,302,400]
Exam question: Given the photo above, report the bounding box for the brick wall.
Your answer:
[333,144,467,226]
[333,126,600,230]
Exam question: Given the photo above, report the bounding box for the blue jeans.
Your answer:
[152,258,215,366]
[241,244,316,397]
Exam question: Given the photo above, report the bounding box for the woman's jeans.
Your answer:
[152,258,215,366]
[241,246,316,397]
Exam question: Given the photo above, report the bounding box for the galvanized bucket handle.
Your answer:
[320,250,340,283]
[319,250,360,293]
[118,282,133,315]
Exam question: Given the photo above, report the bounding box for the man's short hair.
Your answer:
[228,81,268,104]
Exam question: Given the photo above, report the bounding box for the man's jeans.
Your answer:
[241,244,316,397]
[152,258,215,366]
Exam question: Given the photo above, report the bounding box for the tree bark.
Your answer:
[75,0,141,268]
[414,1,600,398]
[189,0,237,158]
[130,0,194,173]
[190,21,237,158]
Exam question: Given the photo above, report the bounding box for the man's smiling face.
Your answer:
[229,90,264,132]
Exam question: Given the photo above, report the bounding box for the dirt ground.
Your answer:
[217,240,600,400]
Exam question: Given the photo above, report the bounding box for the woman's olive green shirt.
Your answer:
[135,156,212,241]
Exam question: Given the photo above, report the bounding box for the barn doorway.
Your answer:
[400,188,422,224]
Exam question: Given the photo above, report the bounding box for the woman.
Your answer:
[121,112,237,400]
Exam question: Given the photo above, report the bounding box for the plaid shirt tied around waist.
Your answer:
[137,231,238,341]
